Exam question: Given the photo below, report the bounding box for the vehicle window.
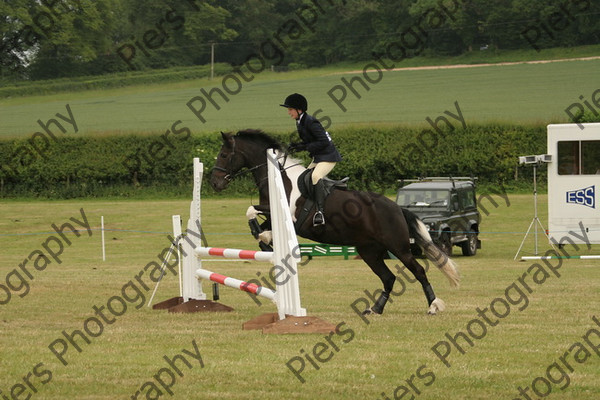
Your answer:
[397,190,449,207]
[459,189,476,209]
[451,194,459,211]
[557,140,600,175]
[582,141,600,174]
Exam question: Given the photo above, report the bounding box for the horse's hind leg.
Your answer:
[392,249,446,315]
[356,245,396,315]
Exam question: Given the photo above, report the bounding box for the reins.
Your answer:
[211,162,265,182]
[211,143,301,184]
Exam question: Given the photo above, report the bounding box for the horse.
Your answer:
[210,129,460,315]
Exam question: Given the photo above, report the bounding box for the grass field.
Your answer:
[1,57,599,138]
[1,194,599,399]
[1,46,600,399]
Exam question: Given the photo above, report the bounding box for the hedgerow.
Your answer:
[0,123,551,198]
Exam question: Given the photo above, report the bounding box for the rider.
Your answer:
[280,93,342,226]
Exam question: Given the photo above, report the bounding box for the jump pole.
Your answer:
[195,269,276,301]
[196,247,274,262]
[521,255,600,260]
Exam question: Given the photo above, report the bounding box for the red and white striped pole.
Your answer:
[195,247,274,263]
[195,269,275,301]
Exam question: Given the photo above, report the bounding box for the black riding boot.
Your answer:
[313,179,326,226]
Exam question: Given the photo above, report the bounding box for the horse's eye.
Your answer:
[219,153,228,158]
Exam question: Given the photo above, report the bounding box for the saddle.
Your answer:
[297,169,349,200]
[294,169,349,230]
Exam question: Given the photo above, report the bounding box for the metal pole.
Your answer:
[210,42,215,80]
[514,161,558,260]
[533,164,538,255]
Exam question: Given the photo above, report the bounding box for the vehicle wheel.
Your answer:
[439,232,452,256]
[461,231,478,256]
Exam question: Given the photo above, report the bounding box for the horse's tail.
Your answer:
[402,209,460,288]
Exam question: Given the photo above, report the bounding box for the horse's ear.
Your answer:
[221,131,234,148]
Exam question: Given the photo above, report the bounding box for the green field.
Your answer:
[1,194,599,399]
[1,57,599,138]
[2,48,600,399]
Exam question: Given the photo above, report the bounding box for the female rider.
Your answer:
[280,93,342,226]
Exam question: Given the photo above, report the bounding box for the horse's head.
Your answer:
[210,132,245,191]
[210,129,281,192]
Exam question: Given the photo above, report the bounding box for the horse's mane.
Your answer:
[235,129,282,150]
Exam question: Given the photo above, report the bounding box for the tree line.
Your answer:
[1,0,599,81]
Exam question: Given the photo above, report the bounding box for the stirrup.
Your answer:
[313,211,325,226]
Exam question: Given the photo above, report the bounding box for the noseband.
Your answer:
[211,165,234,182]
[211,138,268,183]
[211,137,239,182]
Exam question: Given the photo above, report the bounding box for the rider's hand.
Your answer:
[288,142,307,152]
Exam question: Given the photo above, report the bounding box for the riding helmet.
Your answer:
[280,93,308,111]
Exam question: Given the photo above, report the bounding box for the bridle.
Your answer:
[211,136,301,184]
[211,137,267,183]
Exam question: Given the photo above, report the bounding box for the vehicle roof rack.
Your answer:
[397,176,478,188]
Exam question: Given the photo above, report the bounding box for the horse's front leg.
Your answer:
[246,205,273,251]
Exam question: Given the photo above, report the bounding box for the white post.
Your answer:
[171,215,183,297]
[267,150,306,319]
[147,215,184,307]
[183,158,206,302]
[147,242,177,307]
[101,216,106,261]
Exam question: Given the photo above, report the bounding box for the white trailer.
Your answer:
[547,123,600,245]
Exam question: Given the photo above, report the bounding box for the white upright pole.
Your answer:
[147,215,183,307]
[183,158,206,301]
[147,242,177,307]
[171,215,183,297]
[101,216,106,261]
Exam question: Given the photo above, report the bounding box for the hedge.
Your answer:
[0,123,553,198]
[0,64,233,98]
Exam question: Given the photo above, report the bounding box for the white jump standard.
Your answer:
[155,152,334,333]
[192,150,306,320]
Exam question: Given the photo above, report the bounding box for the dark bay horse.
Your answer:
[210,130,460,315]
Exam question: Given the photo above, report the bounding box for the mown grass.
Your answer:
[2,44,599,99]
[1,51,599,138]
[0,194,598,399]
[1,44,599,399]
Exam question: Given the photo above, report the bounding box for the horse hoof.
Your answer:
[258,230,272,244]
[362,308,381,316]
[427,298,446,315]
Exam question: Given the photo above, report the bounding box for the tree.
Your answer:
[0,0,38,78]
[26,0,126,79]
[2,0,600,80]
